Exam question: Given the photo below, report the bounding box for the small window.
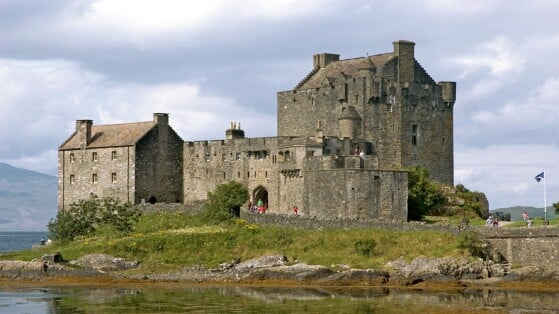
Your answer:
[111,151,117,161]
[235,153,241,160]
[205,153,210,162]
[222,154,227,161]
[92,152,98,162]
[69,175,75,184]
[111,173,117,183]
[92,173,98,184]
[412,125,419,146]
[69,153,75,163]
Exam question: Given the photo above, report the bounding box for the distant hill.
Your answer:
[492,205,557,221]
[0,162,57,231]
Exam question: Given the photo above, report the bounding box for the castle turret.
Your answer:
[338,106,361,139]
[438,81,456,106]
[393,40,415,84]
[226,122,245,140]
[313,53,340,69]
[76,119,92,149]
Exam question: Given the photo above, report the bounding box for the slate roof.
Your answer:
[59,121,155,150]
[297,52,395,90]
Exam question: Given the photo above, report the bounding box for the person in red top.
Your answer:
[292,206,298,216]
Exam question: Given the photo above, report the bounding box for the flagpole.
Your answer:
[544,172,547,221]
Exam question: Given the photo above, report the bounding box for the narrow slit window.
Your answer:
[412,125,419,146]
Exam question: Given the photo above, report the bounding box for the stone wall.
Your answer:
[477,226,559,267]
[183,136,280,210]
[135,201,205,214]
[58,146,136,210]
[135,124,184,204]
[303,165,407,222]
[240,210,457,233]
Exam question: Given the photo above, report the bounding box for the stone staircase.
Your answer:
[500,259,512,275]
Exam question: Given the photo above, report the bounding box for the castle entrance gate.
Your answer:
[253,186,268,212]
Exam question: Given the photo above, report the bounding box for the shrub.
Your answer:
[48,194,141,243]
[354,239,377,257]
[407,166,445,220]
[203,181,249,222]
[457,231,488,259]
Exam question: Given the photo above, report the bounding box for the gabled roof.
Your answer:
[59,121,155,150]
[297,52,395,90]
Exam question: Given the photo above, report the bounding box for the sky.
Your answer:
[0,0,558,210]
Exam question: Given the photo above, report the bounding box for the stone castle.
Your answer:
[58,40,456,222]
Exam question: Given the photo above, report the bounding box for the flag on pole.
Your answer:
[535,172,544,182]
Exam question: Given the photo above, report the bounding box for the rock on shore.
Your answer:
[1,253,558,286]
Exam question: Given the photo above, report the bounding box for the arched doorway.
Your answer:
[253,186,268,213]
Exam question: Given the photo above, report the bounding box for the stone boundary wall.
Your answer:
[135,201,205,214]
[240,210,459,233]
[473,225,558,238]
[473,226,559,267]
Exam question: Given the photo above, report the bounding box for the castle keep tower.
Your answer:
[277,40,455,185]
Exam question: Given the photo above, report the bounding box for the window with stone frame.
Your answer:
[111,151,117,161]
[92,152,98,162]
[69,174,75,184]
[412,124,419,146]
[69,153,75,163]
[92,173,98,184]
[111,172,117,183]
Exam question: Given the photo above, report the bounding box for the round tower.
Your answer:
[338,106,361,139]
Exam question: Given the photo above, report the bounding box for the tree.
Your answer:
[554,201,559,214]
[407,166,445,221]
[48,194,140,243]
[204,181,249,222]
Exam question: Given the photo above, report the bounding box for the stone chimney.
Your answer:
[393,40,415,84]
[76,119,92,149]
[153,113,169,126]
[153,113,169,150]
[313,53,340,69]
[226,122,245,140]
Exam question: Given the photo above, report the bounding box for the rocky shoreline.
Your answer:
[1,253,559,290]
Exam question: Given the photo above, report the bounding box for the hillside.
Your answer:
[0,162,57,231]
[492,205,557,221]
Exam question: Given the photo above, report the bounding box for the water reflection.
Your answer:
[1,286,558,313]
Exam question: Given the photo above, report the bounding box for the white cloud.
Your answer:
[447,37,525,101]
[470,76,559,128]
[62,0,338,41]
[452,37,524,78]
[455,145,559,209]
[423,0,499,15]
[0,58,275,175]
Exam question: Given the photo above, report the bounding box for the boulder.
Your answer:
[70,254,138,271]
[244,263,334,281]
[234,255,287,272]
[319,269,389,286]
